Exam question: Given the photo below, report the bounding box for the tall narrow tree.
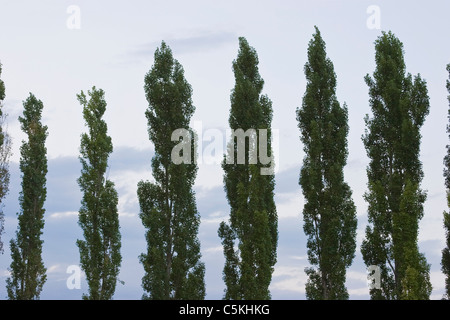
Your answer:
[6,93,48,300]
[361,31,432,300]
[0,62,12,255]
[296,26,357,300]
[442,63,450,300]
[76,86,121,300]
[218,37,278,300]
[0,62,4,254]
[138,41,205,300]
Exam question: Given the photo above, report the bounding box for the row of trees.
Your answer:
[0,27,449,300]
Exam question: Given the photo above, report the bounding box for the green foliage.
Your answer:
[0,61,10,255]
[442,63,450,299]
[219,37,277,300]
[443,209,450,299]
[138,41,205,300]
[76,87,121,300]
[6,93,48,300]
[296,26,357,300]
[0,62,4,102]
[361,31,431,300]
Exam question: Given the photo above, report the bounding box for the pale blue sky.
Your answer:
[0,0,449,299]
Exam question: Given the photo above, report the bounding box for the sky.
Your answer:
[0,0,449,300]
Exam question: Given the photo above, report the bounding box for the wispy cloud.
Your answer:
[203,245,223,254]
[271,265,306,294]
[47,264,63,274]
[116,30,237,66]
[49,211,78,219]
[137,31,237,55]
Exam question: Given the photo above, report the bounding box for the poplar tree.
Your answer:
[442,63,450,300]
[361,31,432,300]
[218,37,278,300]
[6,93,48,300]
[296,27,357,300]
[76,87,121,300]
[0,62,12,255]
[0,62,3,254]
[138,41,205,300]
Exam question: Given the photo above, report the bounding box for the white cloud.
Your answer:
[196,163,224,190]
[430,270,446,292]
[203,246,223,254]
[202,213,228,225]
[119,212,137,218]
[0,269,11,277]
[47,264,62,274]
[128,30,237,59]
[348,287,370,297]
[49,211,78,219]
[273,265,305,278]
[271,265,306,294]
[290,255,308,261]
[275,192,303,220]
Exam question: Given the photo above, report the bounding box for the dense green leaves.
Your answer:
[296,26,357,300]
[76,87,121,300]
[443,63,450,300]
[0,62,3,254]
[0,61,11,255]
[139,41,205,300]
[6,93,48,300]
[0,63,4,102]
[361,31,431,300]
[219,37,277,300]
[0,33,447,300]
